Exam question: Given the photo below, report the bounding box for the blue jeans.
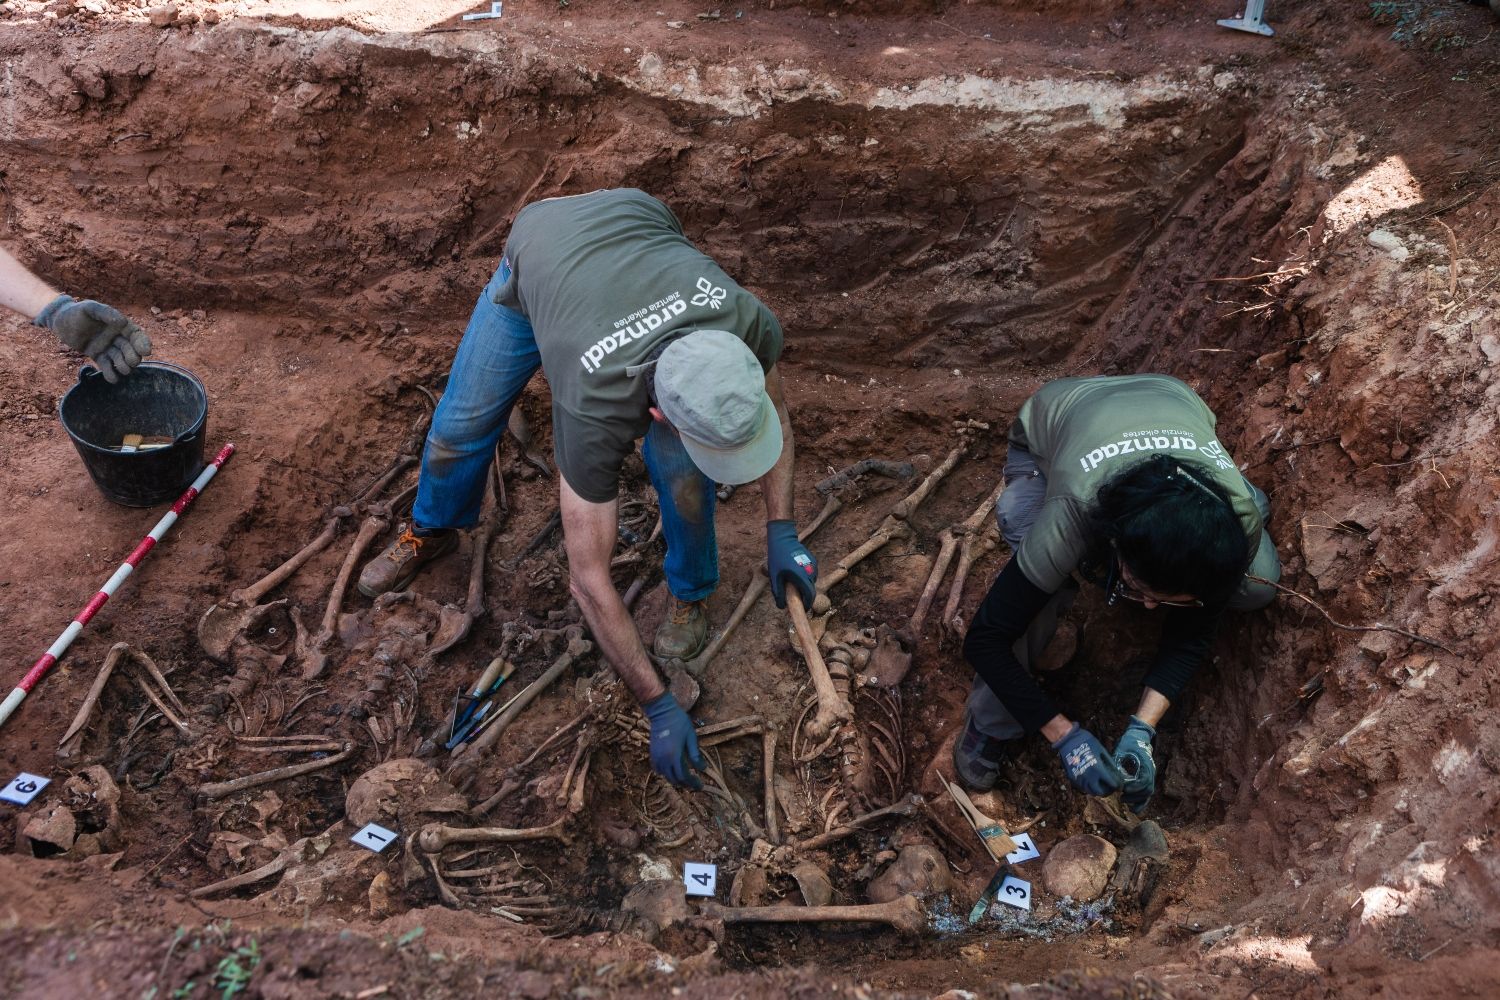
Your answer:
[413,261,719,601]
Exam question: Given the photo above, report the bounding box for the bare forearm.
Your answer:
[570,572,664,704]
[1133,687,1171,727]
[1041,713,1074,743]
[760,415,795,521]
[0,246,60,320]
[759,368,796,521]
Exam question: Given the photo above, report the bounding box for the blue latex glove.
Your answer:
[643,692,703,789]
[767,519,818,610]
[1113,716,1157,814]
[1051,723,1125,797]
[34,294,152,384]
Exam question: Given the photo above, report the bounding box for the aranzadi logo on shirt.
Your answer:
[1078,429,1235,473]
[579,291,688,374]
[578,275,731,374]
[691,276,726,309]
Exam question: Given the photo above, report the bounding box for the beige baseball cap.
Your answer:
[654,329,781,485]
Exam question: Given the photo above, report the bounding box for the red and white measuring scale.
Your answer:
[0,443,235,731]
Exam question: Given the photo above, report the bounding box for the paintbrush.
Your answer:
[940,774,1018,862]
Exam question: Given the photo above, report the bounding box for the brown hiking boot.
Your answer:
[357,525,457,598]
[653,598,709,661]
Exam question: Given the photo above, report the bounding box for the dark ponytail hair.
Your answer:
[1085,454,1248,606]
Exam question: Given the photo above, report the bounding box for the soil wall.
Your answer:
[1,1,1497,996]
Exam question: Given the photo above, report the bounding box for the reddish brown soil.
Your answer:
[1,0,1498,997]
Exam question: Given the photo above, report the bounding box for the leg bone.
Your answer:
[417,815,571,854]
[787,592,853,741]
[698,895,926,937]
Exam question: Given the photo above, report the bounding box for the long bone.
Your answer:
[237,508,352,608]
[783,794,922,853]
[428,478,505,659]
[353,455,417,506]
[196,509,354,663]
[930,478,1005,633]
[909,530,960,641]
[698,895,927,937]
[811,445,965,613]
[942,519,999,636]
[679,495,843,678]
[317,508,389,647]
[787,591,854,742]
[815,459,915,496]
[417,815,571,854]
[693,714,780,844]
[453,627,593,760]
[196,740,355,800]
[190,835,314,899]
[58,643,190,752]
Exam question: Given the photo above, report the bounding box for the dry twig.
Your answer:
[1248,575,1454,654]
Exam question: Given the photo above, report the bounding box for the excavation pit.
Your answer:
[1,3,1497,997]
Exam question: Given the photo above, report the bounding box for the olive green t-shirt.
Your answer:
[493,188,784,503]
[1009,375,1262,593]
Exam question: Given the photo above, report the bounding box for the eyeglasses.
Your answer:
[1108,576,1203,609]
[1105,554,1204,609]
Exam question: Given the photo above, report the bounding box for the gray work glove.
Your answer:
[1113,716,1157,814]
[34,294,152,383]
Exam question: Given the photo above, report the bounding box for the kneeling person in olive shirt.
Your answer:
[358,189,818,789]
[957,375,1280,812]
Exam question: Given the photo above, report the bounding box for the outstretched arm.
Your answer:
[560,474,703,788]
[757,364,820,609]
[757,364,795,522]
[0,246,61,320]
[560,475,662,703]
[1,245,152,382]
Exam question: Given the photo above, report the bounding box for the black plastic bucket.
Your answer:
[58,362,209,507]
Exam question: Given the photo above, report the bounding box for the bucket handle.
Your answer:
[72,363,202,445]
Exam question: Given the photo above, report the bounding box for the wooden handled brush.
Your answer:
[940,774,1018,861]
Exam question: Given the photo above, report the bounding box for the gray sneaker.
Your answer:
[952,713,1012,792]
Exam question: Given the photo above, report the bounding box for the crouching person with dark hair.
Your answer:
[955,375,1280,813]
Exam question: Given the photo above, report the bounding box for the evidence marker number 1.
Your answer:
[0,773,49,806]
[352,822,399,853]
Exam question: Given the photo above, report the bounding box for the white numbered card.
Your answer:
[0,772,49,806]
[351,822,398,853]
[1005,832,1041,865]
[683,861,718,897]
[996,874,1032,911]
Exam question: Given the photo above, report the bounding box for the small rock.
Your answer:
[1479,334,1500,363]
[1368,228,1410,262]
[1042,834,1116,902]
[146,3,177,26]
[201,7,219,23]
[368,870,397,918]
